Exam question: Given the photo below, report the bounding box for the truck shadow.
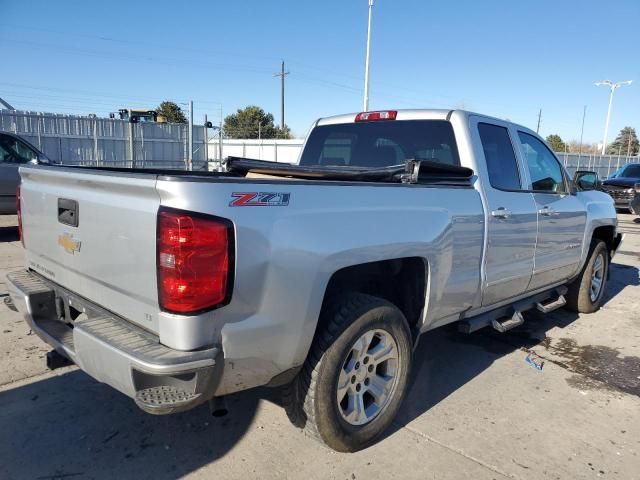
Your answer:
[0,226,19,243]
[0,370,262,479]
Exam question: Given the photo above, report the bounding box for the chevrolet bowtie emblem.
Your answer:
[58,233,82,254]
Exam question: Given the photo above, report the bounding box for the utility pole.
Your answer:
[627,130,632,157]
[218,106,223,169]
[187,100,194,171]
[203,114,209,168]
[274,60,289,129]
[363,0,374,111]
[596,80,633,155]
[536,108,542,133]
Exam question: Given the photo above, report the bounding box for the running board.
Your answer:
[536,294,566,314]
[458,286,568,334]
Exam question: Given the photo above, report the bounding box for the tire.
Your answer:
[565,239,609,313]
[284,293,413,452]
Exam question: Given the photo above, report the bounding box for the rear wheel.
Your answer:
[285,293,413,452]
[566,239,609,313]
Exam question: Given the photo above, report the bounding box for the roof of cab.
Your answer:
[314,108,538,137]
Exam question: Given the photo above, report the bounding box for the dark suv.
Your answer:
[0,132,50,214]
[601,163,640,214]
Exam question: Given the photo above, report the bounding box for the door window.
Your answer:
[478,123,522,190]
[518,132,566,193]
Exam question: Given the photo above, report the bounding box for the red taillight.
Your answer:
[355,110,398,122]
[157,208,232,314]
[16,185,24,247]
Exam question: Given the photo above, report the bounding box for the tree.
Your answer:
[223,106,292,139]
[546,134,566,152]
[606,127,639,156]
[156,101,187,124]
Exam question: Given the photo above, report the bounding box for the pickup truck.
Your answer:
[601,163,640,214]
[7,109,621,452]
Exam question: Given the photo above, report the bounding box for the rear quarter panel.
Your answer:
[156,178,484,393]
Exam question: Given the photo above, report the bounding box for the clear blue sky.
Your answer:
[1,0,638,144]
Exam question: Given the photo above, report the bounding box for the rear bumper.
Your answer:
[6,269,222,414]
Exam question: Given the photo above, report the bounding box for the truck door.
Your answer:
[472,119,538,306]
[515,131,586,290]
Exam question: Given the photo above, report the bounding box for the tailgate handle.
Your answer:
[58,198,79,227]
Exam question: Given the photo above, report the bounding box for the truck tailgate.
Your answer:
[19,166,162,333]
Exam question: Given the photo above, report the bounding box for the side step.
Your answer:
[491,310,524,333]
[536,294,566,314]
[135,386,201,415]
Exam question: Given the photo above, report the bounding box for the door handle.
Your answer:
[491,208,512,219]
[538,206,557,216]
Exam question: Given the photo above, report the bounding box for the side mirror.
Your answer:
[36,153,50,165]
[573,170,600,191]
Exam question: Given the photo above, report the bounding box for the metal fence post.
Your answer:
[94,117,99,165]
[37,115,42,150]
[128,121,135,168]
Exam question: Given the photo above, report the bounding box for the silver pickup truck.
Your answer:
[7,109,621,452]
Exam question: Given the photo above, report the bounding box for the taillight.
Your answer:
[157,208,233,314]
[16,185,24,247]
[355,110,398,122]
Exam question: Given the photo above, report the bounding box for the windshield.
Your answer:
[620,164,640,178]
[299,120,460,168]
[0,134,38,164]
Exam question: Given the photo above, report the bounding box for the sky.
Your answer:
[1,0,638,144]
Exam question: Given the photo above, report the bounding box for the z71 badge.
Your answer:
[229,192,290,207]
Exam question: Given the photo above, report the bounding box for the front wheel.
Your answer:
[285,293,413,452]
[565,239,609,313]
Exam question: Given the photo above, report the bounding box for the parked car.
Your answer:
[601,163,640,213]
[6,109,621,452]
[0,132,50,214]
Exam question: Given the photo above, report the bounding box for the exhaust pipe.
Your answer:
[46,350,73,370]
[209,396,229,417]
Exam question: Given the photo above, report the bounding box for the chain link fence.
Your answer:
[556,152,639,179]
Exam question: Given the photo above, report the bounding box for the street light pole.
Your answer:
[363,0,374,111]
[596,80,632,155]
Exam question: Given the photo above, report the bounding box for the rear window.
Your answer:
[299,120,460,168]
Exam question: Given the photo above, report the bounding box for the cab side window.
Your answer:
[518,132,566,193]
[478,123,522,190]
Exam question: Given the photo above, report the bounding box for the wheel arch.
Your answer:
[314,257,428,347]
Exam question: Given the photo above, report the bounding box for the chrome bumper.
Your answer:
[6,269,222,414]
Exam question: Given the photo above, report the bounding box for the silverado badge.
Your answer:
[58,233,82,255]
